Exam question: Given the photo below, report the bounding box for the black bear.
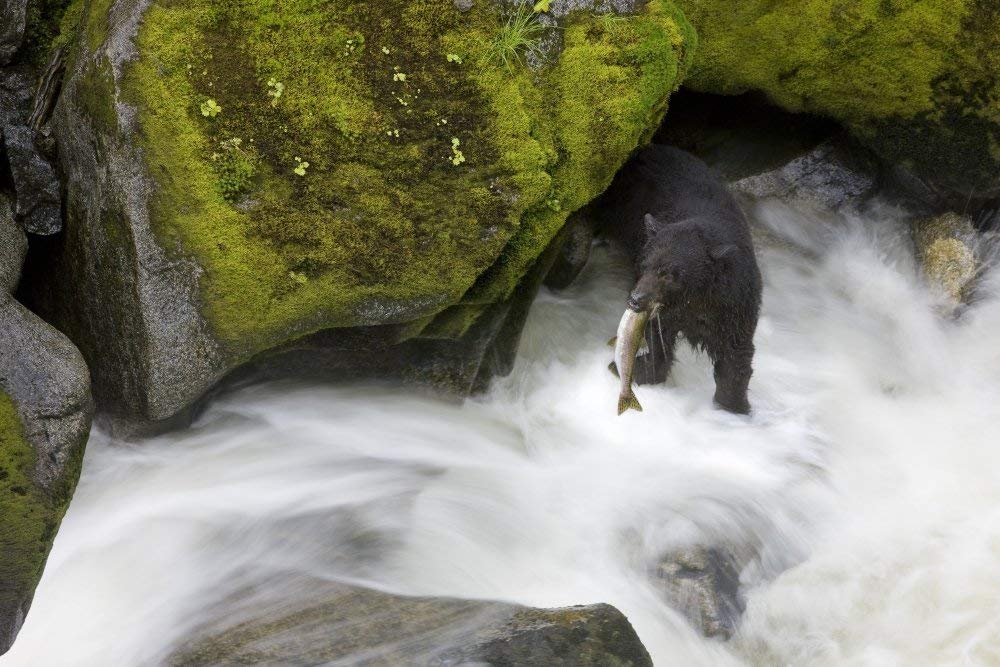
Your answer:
[598,145,762,414]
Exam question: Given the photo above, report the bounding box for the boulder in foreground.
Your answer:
[171,580,652,666]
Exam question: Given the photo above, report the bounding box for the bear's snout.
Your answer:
[628,276,661,312]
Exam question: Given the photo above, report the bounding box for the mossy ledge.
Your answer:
[672,0,1000,197]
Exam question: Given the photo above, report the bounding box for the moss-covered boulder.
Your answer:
[673,0,1000,200]
[913,211,977,305]
[35,0,694,426]
[0,310,92,654]
[1,203,92,654]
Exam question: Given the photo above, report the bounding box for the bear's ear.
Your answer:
[644,213,658,237]
[710,244,739,260]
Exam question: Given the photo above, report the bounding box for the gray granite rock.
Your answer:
[656,546,745,640]
[0,0,28,65]
[0,66,33,127]
[732,139,878,212]
[0,296,92,491]
[170,579,652,666]
[0,193,26,293]
[2,124,62,235]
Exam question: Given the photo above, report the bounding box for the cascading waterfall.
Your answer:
[6,197,1000,666]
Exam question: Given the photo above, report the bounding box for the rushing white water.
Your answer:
[6,199,1000,666]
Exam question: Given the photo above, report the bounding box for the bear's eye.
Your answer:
[661,268,681,281]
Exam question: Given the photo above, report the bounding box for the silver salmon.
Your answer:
[613,308,649,415]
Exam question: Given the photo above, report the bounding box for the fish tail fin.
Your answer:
[608,362,620,378]
[617,389,643,415]
[607,336,617,347]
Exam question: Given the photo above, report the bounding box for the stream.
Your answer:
[6,197,1000,666]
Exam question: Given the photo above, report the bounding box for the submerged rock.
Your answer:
[673,0,1000,201]
[732,138,878,212]
[34,0,695,430]
[912,212,977,305]
[655,546,745,640]
[170,580,652,666]
[443,603,653,666]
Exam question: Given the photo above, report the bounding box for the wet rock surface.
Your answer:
[171,580,652,666]
[0,285,92,653]
[912,212,978,306]
[655,546,746,640]
[544,208,596,290]
[2,125,62,235]
[0,0,28,66]
[0,193,26,293]
[732,139,879,212]
[0,67,34,127]
[1,51,64,237]
[0,298,92,488]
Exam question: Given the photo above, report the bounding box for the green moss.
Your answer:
[671,0,999,193]
[466,0,695,304]
[0,392,77,620]
[16,0,76,64]
[77,0,692,358]
[76,56,117,135]
[418,304,487,340]
[674,0,964,121]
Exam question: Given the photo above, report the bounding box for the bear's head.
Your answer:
[627,214,737,312]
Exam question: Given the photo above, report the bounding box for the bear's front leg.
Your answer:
[711,345,754,415]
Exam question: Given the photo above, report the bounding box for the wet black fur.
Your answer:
[597,145,763,414]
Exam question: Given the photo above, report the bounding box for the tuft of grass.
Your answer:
[487,3,546,70]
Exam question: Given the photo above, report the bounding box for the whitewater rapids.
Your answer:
[6,198,1000,666]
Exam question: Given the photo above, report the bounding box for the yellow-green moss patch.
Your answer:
[672,0,1000,193]
[69,0,694,358]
